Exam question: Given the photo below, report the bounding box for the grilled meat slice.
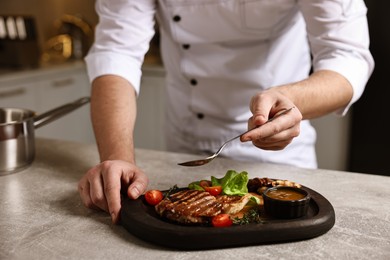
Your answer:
[155,190,222,224]
[216,194,246,214]
[216,192,262,214]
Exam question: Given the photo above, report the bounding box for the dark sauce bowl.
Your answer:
[262,186,311,219]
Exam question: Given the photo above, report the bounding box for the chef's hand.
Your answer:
[241,90,302,150]
[78,160,149,224]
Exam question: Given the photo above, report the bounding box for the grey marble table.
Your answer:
[0,138,389,259]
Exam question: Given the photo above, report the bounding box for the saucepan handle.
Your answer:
[33,97,90,129]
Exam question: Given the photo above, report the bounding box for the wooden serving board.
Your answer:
[120,186,335,250]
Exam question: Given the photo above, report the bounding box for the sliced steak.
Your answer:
[216,192,263,214]
[217,193,253,214]
[155,190,222,224]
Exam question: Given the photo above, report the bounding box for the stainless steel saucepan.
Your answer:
[0,97,90,175]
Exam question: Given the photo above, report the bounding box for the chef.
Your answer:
[78,0,374,224]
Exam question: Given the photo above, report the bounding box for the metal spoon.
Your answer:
[178,107,295,167]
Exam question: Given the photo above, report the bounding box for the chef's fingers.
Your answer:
[251,128,298,150]
[78,176,100,211]
[242,111,300,145]
[100,161,123,224]
[88,166,109,213]
[243,106,301,142]
[247,90,299,129]
[250,122,300,150]
[126,167,149,200]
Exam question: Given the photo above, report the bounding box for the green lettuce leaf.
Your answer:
[211,170,249,196]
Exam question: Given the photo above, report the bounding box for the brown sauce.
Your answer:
[266,189,305,201]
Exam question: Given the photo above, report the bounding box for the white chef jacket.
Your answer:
[85,0,374,169]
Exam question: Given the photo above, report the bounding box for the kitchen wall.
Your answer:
[0,0,162,66]
[0,0,98,50]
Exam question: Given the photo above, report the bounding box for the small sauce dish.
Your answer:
[262,186,311,219]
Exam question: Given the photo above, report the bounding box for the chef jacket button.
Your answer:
[182,44,190,50]
[197,113,204,119]
[190,79,197,86]
[173,15,181,22]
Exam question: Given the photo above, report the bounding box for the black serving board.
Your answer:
[121,186,335,250]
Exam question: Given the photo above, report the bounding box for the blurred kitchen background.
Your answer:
[0,1,97,66]
[0,0,387,176]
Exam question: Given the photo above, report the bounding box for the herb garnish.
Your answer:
[232,208,264,225]
[164,184,179,199]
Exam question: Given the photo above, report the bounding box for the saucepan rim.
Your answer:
[0,107,36,126]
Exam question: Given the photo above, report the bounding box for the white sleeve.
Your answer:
[84,0,157,94]
[298,0,375,115]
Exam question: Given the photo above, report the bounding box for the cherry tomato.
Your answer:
[144,190,163,206]
[212,214,233,227]
[204,186,222,196]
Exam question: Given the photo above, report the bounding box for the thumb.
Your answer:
[249,94,271,125]
[127,169,149,199]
